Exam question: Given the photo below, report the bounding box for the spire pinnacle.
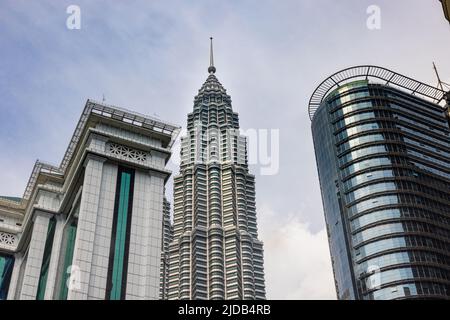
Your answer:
[208,37,216,74]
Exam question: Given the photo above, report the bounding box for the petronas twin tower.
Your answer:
[165,39,266,300]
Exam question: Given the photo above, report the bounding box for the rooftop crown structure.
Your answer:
[0,100,180,300]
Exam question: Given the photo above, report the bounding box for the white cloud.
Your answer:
[258,204,336,300]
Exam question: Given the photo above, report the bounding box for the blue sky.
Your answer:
[1,0,449,299]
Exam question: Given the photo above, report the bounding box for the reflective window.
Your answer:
[356,235,449,261]
[347,182,396,203]
[353,216,450,240]
[338,91,370,105]
[339,145,389,166]
[364,281,450,300]
[358,251,411,276]
[396,114,449,137]
[368,283,418,300]
[327,85,370,109]
[336,122,381,141]
[331,101,373,119]
[343,157,392,177]
[356,237,406,260]
[0,255,14,300]
[412,162,450,179]
[366,267,414,289]
[390,104,446,125]
[365,266,449,291]
[403,137,450,158]
[398,125,449,148]
[353,222,404,246]
[339,134,385,153]
[348,195,398,216]
[344,169,394,190]
[365,282,448,300]
[336,112,376,129]
[350,208,401,230]
[407,149,449,168]
[357,251,449,277]
[387,92,446,117]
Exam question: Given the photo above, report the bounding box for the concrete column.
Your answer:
[125,170,164,300]
[6,253,22,300]
[19,211,51,300]
[43,214,65,299]
[87,162,117,299]
[67,155,106,300]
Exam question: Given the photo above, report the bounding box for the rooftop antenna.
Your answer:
[208,37,216,74]
[433,62,450,90]
[102,93,106,102]
[433,62,450,106]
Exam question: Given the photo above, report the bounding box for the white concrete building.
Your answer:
[0,100,179,300]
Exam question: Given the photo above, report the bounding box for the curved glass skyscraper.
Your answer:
[310,66,450,300]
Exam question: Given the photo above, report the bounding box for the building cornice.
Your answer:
[308,65,446,121]
[21,100,181,203]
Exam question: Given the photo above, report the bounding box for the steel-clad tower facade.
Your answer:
[167,39,266,300]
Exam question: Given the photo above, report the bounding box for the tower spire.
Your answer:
[208,37,216,74]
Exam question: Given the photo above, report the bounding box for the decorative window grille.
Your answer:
[108,143,148,162]
[0,232,16,246]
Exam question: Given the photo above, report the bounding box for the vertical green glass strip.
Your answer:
[0,255,14,300]
[109,171,131,300]
[0,258,5,280]
[59,222,77,300]
[36,217,57,300]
